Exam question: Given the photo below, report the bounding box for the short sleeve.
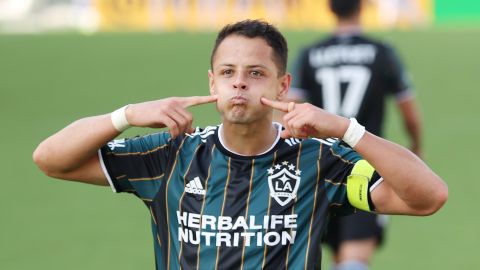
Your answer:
[290,48,310,88]
[98,132,172,201]
[382,44,414,101]
[289,48,310,101]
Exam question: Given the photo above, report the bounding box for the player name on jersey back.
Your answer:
[177,211,297,247]
[309,44,377,67]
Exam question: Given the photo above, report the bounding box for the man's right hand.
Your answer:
[126,95,218,138]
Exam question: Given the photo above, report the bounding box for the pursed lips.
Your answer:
[230,96,247,105]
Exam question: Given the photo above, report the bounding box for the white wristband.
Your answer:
[342,118,366,148]
[111,105,131,132]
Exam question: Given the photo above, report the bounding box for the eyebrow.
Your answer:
[217,63,269,69]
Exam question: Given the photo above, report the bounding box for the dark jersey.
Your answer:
[291,34,412,136]
[99,124,376,270]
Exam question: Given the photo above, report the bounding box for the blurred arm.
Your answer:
[397,96,422,157]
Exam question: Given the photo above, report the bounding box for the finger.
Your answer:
[161,116,180,138]
[284,121,297,138]
[186,126,195,134]
[168,108,190,136]
[288,113,317,138]
[260,97,289,112]
[179,109,194,134]
[282,111,298,137]
[282,129,307,139]
[180,95,218,108]
[282,109,298,124]
[172,106,193,134]
[280,129,292,139]
[285,114,309,138]
[287,102,295,113]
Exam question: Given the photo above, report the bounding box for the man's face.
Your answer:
[209,35,290,124]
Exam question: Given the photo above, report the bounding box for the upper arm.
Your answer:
[343,156,420,215]
[346,158,428,216]
[324,140,441,216]
[48,132,172,196]
[46,153,109,186]
[99,133,171,199]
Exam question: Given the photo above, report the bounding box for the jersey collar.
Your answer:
[214,122,282,160]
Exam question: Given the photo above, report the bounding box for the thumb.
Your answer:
[187,126,195,134]
[280,129,292,139]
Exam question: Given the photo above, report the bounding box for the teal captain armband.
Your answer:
[347,160,375,212]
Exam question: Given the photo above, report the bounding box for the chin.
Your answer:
[225,113,251,124]
[220,104,268,124]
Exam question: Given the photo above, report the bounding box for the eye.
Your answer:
[250,70,263,77]
[221,69,233,77]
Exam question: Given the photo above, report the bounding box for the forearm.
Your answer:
[354,132,447,215]
[404,115,422,152]
[34,95,217,179]
[33,114,119,175]
[398,98,422,154]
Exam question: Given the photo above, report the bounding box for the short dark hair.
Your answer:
[211,19,288,76]
[329,0,361,19]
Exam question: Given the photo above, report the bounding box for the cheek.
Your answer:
[215,95,229,111]
[256,82,279,100]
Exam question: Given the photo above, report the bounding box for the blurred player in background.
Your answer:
[290,0,423,269]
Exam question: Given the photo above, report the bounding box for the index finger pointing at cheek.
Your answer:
[181,95,218,108]
[260,97,289,112]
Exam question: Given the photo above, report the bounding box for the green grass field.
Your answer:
[1,29,479,269]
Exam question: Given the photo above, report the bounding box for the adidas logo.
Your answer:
[107,139,126,150]
[185,177,206,195]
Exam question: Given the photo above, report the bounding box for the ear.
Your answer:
[277,73,291,101]
[208,69,215,95]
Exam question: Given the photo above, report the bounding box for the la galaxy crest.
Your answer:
[267,161,301,206]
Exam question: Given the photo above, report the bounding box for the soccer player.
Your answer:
[33,20,446,270]
[290,1,423,269]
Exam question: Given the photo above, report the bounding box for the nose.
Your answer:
[233,73,247,90]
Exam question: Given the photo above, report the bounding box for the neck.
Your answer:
[219,118,279,156]
[336,15,362,35]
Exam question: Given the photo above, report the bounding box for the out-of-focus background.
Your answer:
[1,0,479,269]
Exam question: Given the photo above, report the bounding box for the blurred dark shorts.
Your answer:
[323,211,389,252]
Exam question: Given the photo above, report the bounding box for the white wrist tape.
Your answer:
[111,105,130,132]
[342,118,366,148]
